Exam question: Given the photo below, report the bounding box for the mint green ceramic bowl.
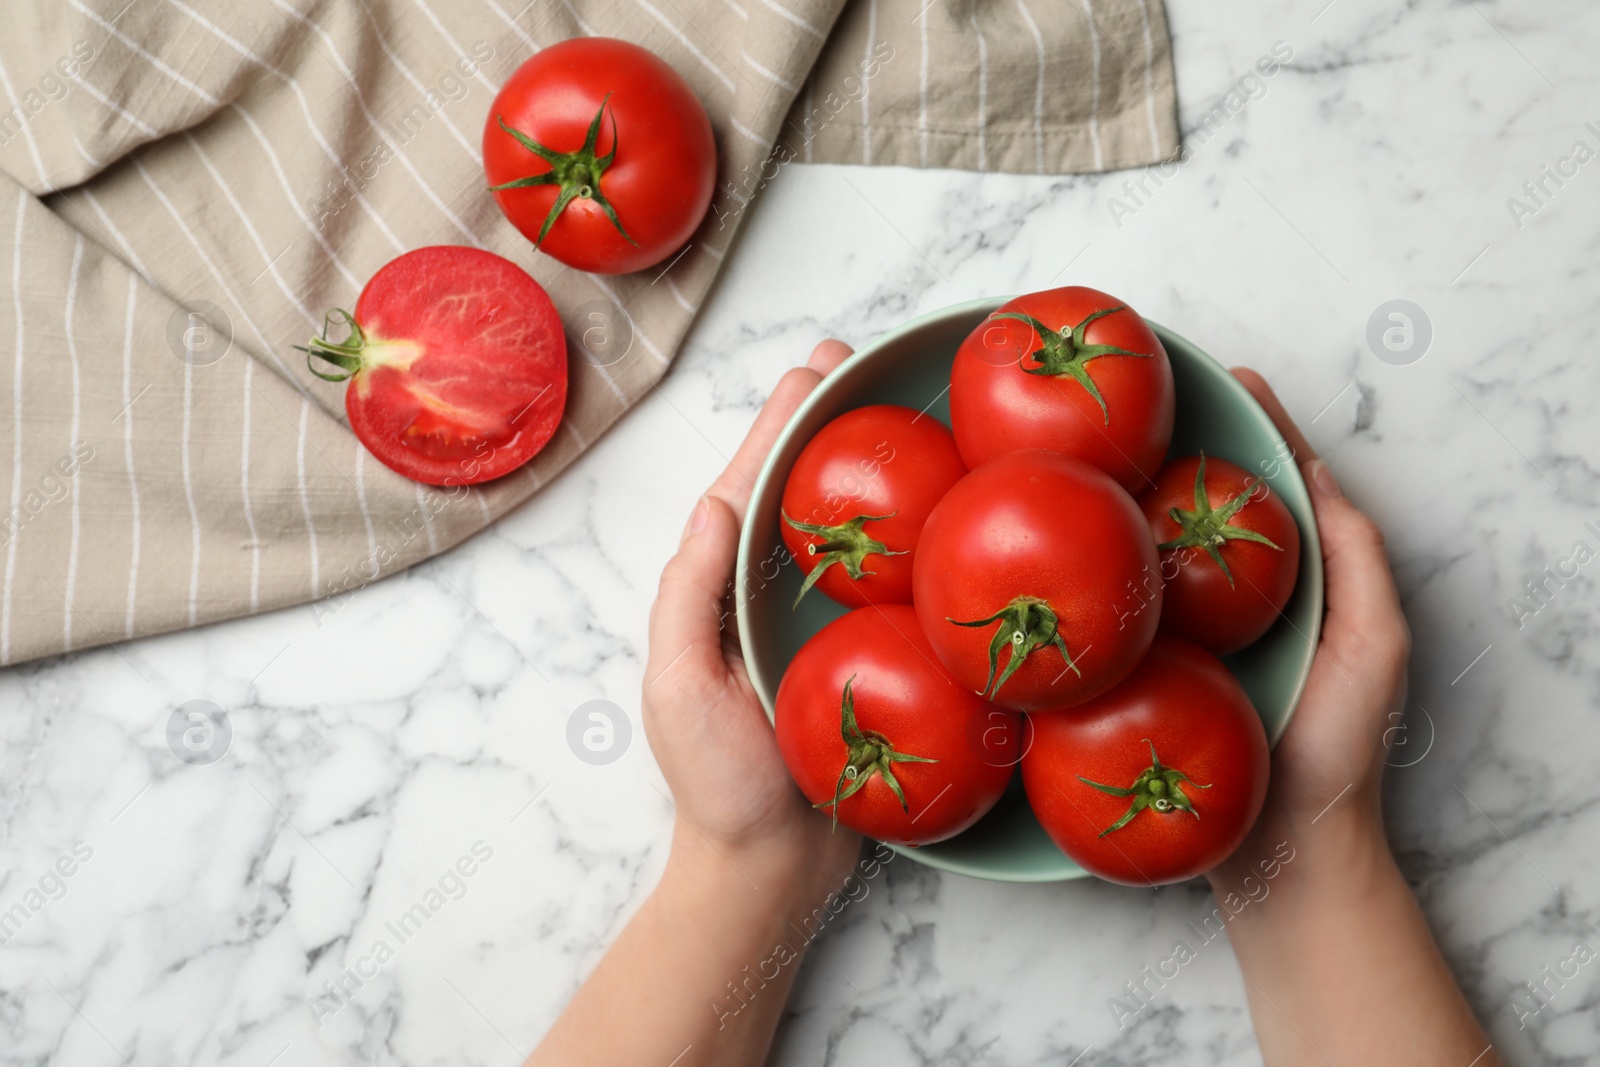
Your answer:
[735,297,1323,882]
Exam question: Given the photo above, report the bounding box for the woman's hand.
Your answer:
[642,339,863,895]
[1207,368,1497,1067]
[1210,368,1413,886]
[531,341,871,1067]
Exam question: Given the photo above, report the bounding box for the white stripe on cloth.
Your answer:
[62,237,85,651]
[228,103,363,291]
[1135,0,1163,157]
[413,0,499,94]
[744,52,797,93]
[162,0,409,254]
[297,398,322,596]
[184,132,322,329]
[1014,0,1047,173]
[971,11,988,171]
[81,188,154,283]
[181,360,201,627]
[356,0,483,162]
[120,276,141,638]
[2,191,24,665]
[265,0,488,248]
[557,0,599,36]
[415,483,439,554]
[664,277,696,313]
[729,115,766,146]
[918,12,929,167]
[586,276,668,373]
[0,56,50,189]
[132,158,307,393]
[65,71,158,136]
[482,0,543,52]
[759,0,826,39]
[1081,0,1105,170]
[630,0,737,93]
[861,0,877,165]
[354,443,378,579]
[69,0,221,105]
[241,359,260,612]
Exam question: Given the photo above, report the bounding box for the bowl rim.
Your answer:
[734,296,1323,883]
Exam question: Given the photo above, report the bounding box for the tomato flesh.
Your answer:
[340,246,566,486]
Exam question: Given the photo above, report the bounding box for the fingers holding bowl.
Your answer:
[705,340,855,520]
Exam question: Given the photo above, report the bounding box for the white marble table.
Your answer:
[5,1,1598,1063]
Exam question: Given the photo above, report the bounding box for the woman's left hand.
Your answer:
[642,339,864,892]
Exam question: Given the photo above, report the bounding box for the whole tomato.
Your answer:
[775,605,1019,846]
[483,38,715,274]
[949,286,1174,492]
[1139,454,1301,655]
[1021,636,1270,885]
[912,449,1160,712]
[780,405,967,608]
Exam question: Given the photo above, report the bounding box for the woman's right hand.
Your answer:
[1209,367,1412,885]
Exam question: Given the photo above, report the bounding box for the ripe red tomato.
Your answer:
[775,605,1019,846]
[949,286,1175,492]
[300,246,566,486]
[913,449,1160,712]
[1021,636,1270,885]
[780,405,967,608]
[1138,454,1301,655]
[483,38,716,274]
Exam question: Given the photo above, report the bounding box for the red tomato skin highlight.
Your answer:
[913,450,1161,712]
[1139,455,1302,655]
[780,405,967,607]
[774,605,1019,846]
[346,246,566,486]
[1021,636,1270,885]
[482,38,716,274]
[949,287,1175,492]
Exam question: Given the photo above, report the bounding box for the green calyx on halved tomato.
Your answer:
[489,95,638,250]
[1157,453,1282,588]
[818,675,938,830]
[1078,739,1211,837]
[949,595,1080,700]
[994,305,1149,424]
[782,510,905,609]
[299,309,412,382]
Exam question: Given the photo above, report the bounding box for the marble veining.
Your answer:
[3,0,1600,1064]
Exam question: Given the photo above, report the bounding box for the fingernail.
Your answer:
[683,497,710,541]
[1309,460,1342,499]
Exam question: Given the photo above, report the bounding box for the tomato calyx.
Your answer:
[949,595,1080,700]
[782,510,904,608]
[817,675,938,830]
[1158,454,1283,587]
[489,95,639,250]
[297,309,421,383]
[1078,739,1211,837]
[993,306,1148,425]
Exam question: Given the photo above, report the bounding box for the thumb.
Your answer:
[646,494,743,691]
[1302,458,1410,663]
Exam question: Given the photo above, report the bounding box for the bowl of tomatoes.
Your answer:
[736,291,1323,883]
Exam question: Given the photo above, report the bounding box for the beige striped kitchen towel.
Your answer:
[0,0,1176,667]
